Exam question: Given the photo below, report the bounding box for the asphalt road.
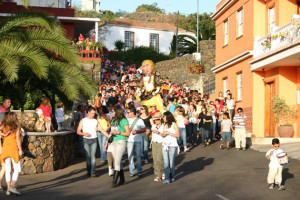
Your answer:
[1,141,300,200]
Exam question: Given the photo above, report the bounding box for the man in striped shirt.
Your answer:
[233,107,247,151]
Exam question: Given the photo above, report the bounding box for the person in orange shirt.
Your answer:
[0,112,23,196]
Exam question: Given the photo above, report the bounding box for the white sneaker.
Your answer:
[9,187,21,196]
[184,147,189,152]
[109,169,114,176]
[144,159,149,164]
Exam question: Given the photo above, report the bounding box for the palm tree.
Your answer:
[0,10,96,110]
[169,34,197,57]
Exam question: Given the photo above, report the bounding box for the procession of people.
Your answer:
[0,58,287,196]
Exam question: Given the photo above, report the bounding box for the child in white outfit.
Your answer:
[265,138,286,191]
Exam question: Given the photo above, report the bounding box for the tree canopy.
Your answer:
[136,3,165,13]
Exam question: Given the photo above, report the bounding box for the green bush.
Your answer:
[107,46,170,66]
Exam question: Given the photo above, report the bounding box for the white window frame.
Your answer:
[150,33,159,51]
[125,31,134,49]
[223,78,228,94]
[268,7,276,33]
[224,20,229,46]
[237,73,243,101]
[237,8,243,37]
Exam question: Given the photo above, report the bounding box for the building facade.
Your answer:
[211,0,300,138]
[98,18,195,55]
[81,0,100,11]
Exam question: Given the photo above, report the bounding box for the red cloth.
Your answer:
[128,67,136,74]
[38,105,51,117]
[150,110,160,116]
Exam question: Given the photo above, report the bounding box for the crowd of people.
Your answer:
[0,57,286,196]
[71,58,249,187]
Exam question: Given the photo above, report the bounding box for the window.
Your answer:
[150,34,159,51]
[125,31,134,49]
[237,73,243,101]
[268,7,276,33]
[223,78,228,94]
[224,20,228,46]
[237,8,243,37]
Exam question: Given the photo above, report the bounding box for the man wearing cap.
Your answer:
[151,111,164,181]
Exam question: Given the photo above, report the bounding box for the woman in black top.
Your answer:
[139,105,152,164]
[200,107,212,146]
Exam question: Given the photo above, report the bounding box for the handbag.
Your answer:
[107,135,114,143]
[34,118,45,132]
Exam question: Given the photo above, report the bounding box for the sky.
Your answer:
[73,0,220,15]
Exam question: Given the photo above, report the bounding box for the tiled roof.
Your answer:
[106,18,194,34]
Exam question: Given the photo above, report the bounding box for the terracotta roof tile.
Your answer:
[106,18,194,34]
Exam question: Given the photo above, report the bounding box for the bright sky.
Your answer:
[73,0,220,15]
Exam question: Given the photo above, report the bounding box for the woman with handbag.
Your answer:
[36,98,51,132]
[97,106,111,164]
[108,105,130,188]
[139,105,152,164]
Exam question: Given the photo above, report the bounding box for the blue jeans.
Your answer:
[211,120,216,136]
[178,128,187,147]
[202,128,210,145]
[57,122,63,130]
[162,146,177,182]
[142,136,149,160]
[97,131,107,161]
[78,135,84,153]
[83,138,97,174]
[127,141,142,173]
[186,123,198,145]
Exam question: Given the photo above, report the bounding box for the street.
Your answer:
[1,141,299,200]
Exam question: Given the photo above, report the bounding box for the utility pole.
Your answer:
[197,0,199,53]
[175,11,179,58]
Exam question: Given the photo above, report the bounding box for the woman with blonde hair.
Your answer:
[0,112,23,195]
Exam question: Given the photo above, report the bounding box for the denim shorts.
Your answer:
[222,132,231,142]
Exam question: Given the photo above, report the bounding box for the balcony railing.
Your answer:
[254,15,300,58]
[79,50,101,61]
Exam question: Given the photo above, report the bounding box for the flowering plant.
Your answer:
[187,62,205,74]
[261,36,272,49]
[271,96,297,126]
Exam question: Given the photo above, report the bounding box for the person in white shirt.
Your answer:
[162,111,180,184]
[219,112,234,150]
[150,112,165,181]
[77,107,109,177]
[233,107,247,151]
[266,138,286,191]
[126,106,146,177]
[55,102,64,131]
[226,93,235,121]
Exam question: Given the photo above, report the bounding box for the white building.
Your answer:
[11,0,70,8]
[80,0,100,11]
[98,18,195,55]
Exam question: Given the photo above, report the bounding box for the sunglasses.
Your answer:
[127,111,132,114]
[140,108,144,110]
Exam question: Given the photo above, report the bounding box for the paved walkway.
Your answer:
[1,141,300,200]
[251,143,300,161]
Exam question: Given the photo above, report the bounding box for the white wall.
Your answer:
[98,25,195,55]
[81,0,100,11]
[14,0,67,8]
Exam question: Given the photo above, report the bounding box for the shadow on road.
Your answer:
[175,156,214,180]
[282,168,294,185]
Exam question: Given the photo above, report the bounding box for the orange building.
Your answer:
[211,0,300,138]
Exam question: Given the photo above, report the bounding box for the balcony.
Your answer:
[254,15,300,59]
[251,15,300,71]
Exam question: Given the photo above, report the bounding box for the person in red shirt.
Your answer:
[37,98,52,132]
[149,105,159,116]
[128,65,136,74]
[0,98,11,125]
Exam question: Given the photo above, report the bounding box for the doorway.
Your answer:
[265,81,275,137]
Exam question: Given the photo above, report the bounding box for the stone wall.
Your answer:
[20,131,78,175]
[155,40,215,92]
